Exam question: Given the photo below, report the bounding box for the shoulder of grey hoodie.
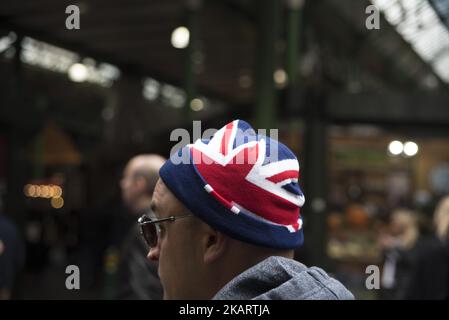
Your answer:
[213,256,354,300]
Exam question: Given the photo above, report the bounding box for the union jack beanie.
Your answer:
[159,119,305,249]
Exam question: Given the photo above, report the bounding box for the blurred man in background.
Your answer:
[403,196,449,299]
[117,154,165,299]
[378,209,419,299]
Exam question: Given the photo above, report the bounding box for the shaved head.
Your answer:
[121,154,166,212]
[128,155,166,194]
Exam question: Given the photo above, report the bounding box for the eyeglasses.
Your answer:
[138,213,193,248]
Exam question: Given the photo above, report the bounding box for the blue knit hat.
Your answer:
[159,120,305,249]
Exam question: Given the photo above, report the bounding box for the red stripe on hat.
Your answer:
[292,220,300,231]
[209,189,233,210]
[220,122,234,156]
[266,170,299,184]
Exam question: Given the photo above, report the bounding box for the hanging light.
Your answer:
[171,26,190,49]
[273,69,288,88]
[51,197,64,209]
[388,140,403,156]
[403,141,419,157]
[190,98,204,111]
[68,63,88,82]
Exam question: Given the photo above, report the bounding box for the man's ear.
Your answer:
[201,225,227,264]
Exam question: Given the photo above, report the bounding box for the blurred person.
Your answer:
[434,196,449,243]
[403,196,449,299]
[141,120,354,300]
[116,154,165,299]
[378,209,419,299]
[0,208,25,299]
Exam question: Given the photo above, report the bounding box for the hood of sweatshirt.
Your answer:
[213,256,354,300]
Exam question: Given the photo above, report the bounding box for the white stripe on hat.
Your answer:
[230,206,240,214]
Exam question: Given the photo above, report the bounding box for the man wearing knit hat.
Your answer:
[139,120,354,300]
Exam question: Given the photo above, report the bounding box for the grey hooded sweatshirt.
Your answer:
[213,256,354,300]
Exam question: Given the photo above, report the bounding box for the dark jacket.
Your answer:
[0,215,25,293]
[116,225,163,299]
[404,236,449,299]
